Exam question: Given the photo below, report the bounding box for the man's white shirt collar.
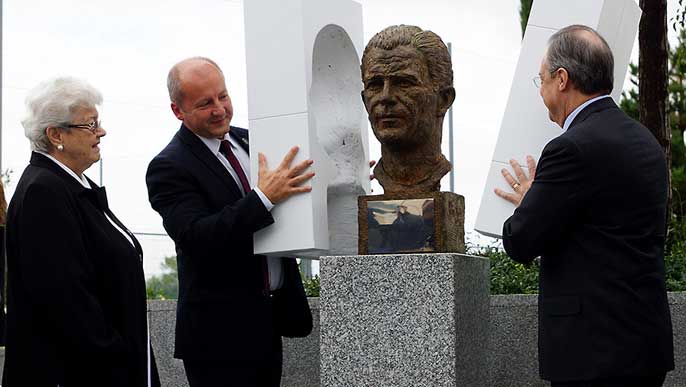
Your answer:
[563,94,612,131]
[195,133,240,154]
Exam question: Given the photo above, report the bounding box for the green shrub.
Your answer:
[672,167,686,219]
[302,275,320,297]
[469,245,540,295]
[474,217,686,294]
[146,256,179,300]
[665,218,686,292]
[295,247,541,296]
[145,228,686,300]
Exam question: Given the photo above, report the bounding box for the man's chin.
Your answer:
[209,122,231,135]
[376,136,417,150]
[374,126,407,142]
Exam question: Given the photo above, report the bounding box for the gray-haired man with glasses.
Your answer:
[495,25,674,387]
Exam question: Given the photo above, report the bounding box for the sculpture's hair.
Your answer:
[21,76,102,153]
[362,25,453,91]
[546,24,614,95]
[167,56,224,104]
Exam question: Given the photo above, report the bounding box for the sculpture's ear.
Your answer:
[437,86,455,115]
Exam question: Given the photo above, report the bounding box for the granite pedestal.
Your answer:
[320,253,490,387]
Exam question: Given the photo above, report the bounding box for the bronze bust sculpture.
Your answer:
[361,25,455,195]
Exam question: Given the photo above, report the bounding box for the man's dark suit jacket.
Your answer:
[4,152,159,387]
[146,124,312,366]
[502,98,675,382]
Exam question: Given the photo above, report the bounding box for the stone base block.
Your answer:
[320,253,489,387]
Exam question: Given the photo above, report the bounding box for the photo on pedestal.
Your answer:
[367,198,435,254]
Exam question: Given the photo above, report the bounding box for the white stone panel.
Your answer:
[244,1,309,120]
[250,113,334,256]
[490,25,561,163]
[244,0,368,258]
[477,161,521,239]
[475,0,641,238]
[527,0,602,31]
[605,1,643,101]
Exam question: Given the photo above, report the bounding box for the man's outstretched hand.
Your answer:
[494,155,536,207]
[258,146,315,204]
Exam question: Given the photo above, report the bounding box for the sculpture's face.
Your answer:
[362,46,438,149]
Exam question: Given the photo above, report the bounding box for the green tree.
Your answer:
[519,0,533,38]
[620,22,686,294]
[668,29,686,218]
[674,0,686,31]
[619,63,639,120]
[638,0,671,220]
[622,27,686,219]
[146,256,179,300]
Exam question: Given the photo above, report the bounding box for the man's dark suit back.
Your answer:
[503,98,674,381]
[146,125,311,366]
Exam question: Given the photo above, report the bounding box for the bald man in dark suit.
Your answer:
[146,57,314,387]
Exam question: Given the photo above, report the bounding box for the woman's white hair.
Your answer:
[21,77,103,152]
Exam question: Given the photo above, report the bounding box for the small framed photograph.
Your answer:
[365,198,436,254]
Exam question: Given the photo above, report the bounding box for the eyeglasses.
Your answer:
[533,68,563,89]
[533,75,542,88]
[65,120,101,134]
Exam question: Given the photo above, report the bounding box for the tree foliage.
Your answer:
[637,1,671,220]
[519,0,533,38]
[674,0,686,31]
[622,27,686,220]
[146,256,179,300]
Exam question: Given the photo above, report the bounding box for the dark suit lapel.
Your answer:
[568,96,617,131]
[175,124,243,198]
[229,126,250,154]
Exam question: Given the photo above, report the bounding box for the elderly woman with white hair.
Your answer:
[3,77,160,387]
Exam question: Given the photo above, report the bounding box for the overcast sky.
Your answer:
[1,0,676,277]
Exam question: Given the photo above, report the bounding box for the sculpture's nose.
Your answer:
[378,80,396,106]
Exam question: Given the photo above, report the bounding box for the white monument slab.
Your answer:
[244,0,370,257]
[475,0,641,238]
